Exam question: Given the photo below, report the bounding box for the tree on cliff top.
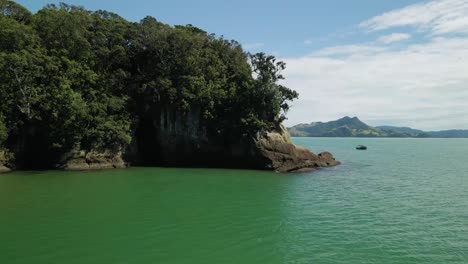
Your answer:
[249,52,298,126]
[0,0,32,24]
[0,1,298,166]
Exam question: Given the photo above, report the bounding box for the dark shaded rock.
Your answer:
[118,105,341,173]
[3,105,339,173]
[2,119,339,174]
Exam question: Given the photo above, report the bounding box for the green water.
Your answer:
[1,138,467,264]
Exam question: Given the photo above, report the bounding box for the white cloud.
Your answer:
[312,44,387,57]
[360,0,468,35]
[281,36,468,130]
[377,33,411,44]
[281,0,468,130]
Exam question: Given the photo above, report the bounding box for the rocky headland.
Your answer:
[0,1,339,174]
[56,122,339,173]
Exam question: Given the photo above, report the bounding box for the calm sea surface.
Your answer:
[1,138,467,264]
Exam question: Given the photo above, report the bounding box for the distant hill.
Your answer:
[288,117,468,138]
[288,116,405,137]
[427,130,468,138]
[376,126,424,135]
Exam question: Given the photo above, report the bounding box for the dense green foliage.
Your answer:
[0,1,297,166]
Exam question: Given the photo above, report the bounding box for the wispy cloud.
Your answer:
[282,0,468,130]
[312,44,387,57]
[360,0,468,35]
[377,33,411,44]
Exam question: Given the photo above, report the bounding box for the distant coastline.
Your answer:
[288,116,468,138]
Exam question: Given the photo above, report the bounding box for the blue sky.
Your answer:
[16,0,420,57]
[15,0,468,130]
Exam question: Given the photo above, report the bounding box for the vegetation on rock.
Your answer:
[0,1,299,169]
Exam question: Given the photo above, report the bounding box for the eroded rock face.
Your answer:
[0,150,12,173]
[254,125,340,172]
[0,163,11,173]
[107,106,340,173]
[59,148,127,171]
[1,112,339,173]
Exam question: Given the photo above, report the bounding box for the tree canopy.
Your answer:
[0,1,298,167]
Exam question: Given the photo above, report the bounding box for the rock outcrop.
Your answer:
[130,107,339,173]
[0,150,12,173]
[2,109,339,173]
[59,148,127,171]
[254,125,340,172]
